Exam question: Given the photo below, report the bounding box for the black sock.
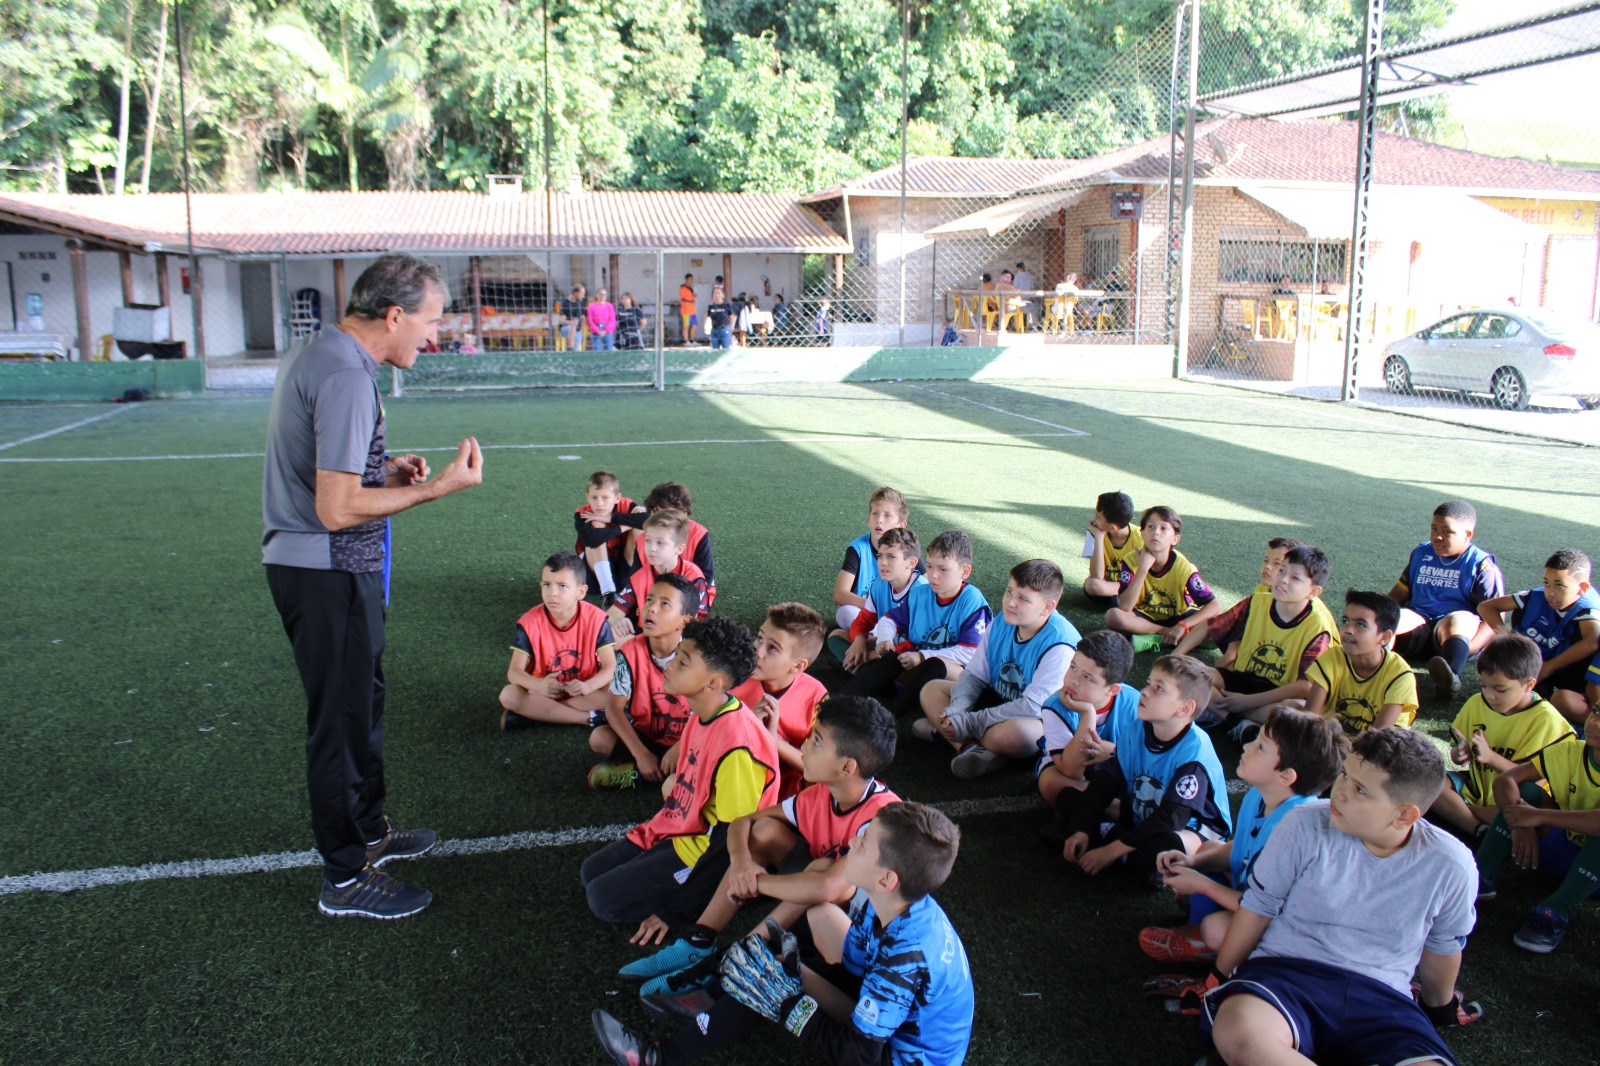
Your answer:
[1442,637,1470,675]
[685,924,717,949]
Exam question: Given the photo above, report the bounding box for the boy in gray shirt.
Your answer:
[1199,728,1484,1066]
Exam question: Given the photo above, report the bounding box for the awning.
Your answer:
[923,188,1089,240]
[1238,186,1548,244]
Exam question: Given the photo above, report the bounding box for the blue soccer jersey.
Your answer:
[1109,709,1232,839]
[1399,542,1502,621]
[842,890,974,1066]
[887,581,991,651]
[1229,789,1315,889]
[844,533,877,599]
[982,611,1080,700]
[1511,586,1600,661]
[868,572,926,619]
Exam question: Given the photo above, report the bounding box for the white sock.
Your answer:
[835,604,861,630]
[594,560,616,595]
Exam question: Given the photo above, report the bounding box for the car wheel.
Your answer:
[1579,396,1600,411]
[1490,366,1529,410]
[1383,356,1413,395]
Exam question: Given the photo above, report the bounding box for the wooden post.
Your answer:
[67,240,93,361]
[832,254,844,295]
[188,255,206,358]
[608,253,620,297]
[332,257,347,317]
[155,252,171,306]
[119,251,135,305]
[721,252,733,293]
[469,255,484,344]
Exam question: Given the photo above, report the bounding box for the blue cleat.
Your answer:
[618,937,715,981]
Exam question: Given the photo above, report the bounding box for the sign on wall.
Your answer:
[1111,192,1143,219]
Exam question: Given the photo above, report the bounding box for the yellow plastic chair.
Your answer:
[952,294,976,330]
[1094,304,1116,332]
[1003,299,1027,334]
[980,294,1000,332]
[95,333,113,361]
[1042,296,1073,334]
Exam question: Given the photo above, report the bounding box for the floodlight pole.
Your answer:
[897,0,909,348]
[1342,0,1384,402]
[1170,0,1200,377]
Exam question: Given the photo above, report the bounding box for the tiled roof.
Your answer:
[0,190,851,256]
[1018,118,1600,195]
[800,156,1073,201]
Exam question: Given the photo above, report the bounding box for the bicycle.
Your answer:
[1198,321,1264,377]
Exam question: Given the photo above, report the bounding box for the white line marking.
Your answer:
[901,383,1091,436]
[0,795,1040,897]
[0,430,1084,464]
[0,405,132,451]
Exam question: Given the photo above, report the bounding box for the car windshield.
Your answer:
[1521,313,1600,346]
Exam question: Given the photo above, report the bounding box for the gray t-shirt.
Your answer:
[262,328,387,572]
[1241,800,1476,997]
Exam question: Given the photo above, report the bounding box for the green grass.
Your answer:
[2,380,1598,1064]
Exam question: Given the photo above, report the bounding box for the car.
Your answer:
[1380,307,1600,411]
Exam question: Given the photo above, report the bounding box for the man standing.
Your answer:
[263,253,483,919]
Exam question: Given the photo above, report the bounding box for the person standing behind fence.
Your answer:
[679,274,698,344]
[563,285,588,349]
[588,288,617,351]
[706,286,734,350]
[263,252,484,919]
[616,292,647,350]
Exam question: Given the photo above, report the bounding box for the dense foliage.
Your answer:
[0,0,1451,195]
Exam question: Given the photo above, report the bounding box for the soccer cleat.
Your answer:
[618,937,715,981]
[1141,973,1213,1016]
[950,743,1006,779]
[588,761,640,791]
[500,708,536,732]
[1513,905,1569,954]
[587,709,608,728]
[1227,720,1260,746]
[365,816,438,867]
[1139,924,1215,963]
[911,717,939,742]
[641,987,720,1024]
[1131,633,1161,654]
[317,865,432,920]
[1425,655,1460,699]
[1417,987,1486,1029]
[591,1008,661,1066]
[640,949,722,997]
[1476,874,1497,902]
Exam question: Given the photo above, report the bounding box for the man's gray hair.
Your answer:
[345,254,447,319]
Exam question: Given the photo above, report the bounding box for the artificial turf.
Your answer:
[1,379,1596,1064]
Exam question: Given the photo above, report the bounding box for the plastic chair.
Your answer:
[1003,299,1027,334]
[980,294,1000,332]
[953,294,976,330]
[1094,304,1116,332]
[1272,299,1297,340]
[95,334,113,361]
[1042,296,1068,334]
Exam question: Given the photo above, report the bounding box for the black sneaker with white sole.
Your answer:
[317,865,432,919]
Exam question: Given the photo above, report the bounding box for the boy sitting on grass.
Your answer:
[842,529,991,717]
[1035,630,1138,804]
[1083,490,1141,604]
[730,603,830,800]
[1476,704,1598,954]
[1200,728,1484,1066]
[1176,544,1338,731]
[1056,654,1231,883]
[592,801,973,1066]
[838,527,926,673]
[574,470,646,600]
[1430,633,1574,837]
[608,508,711,640]
[616,695,899,996]
[1389,498,1505,697]
[582,618,778,928]
[1477,548,1600,725]
[1139,708,1344,985]
[1303,589,1419,735]
[640,481,716,586]
[499,551,618,730]
[589,574,698,791]
[830,486,916,637]
[1105,505,1221,653]
[918,559,1079,779]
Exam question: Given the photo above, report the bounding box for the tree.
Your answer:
[0,0,120,190]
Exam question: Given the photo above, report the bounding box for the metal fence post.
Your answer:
[1341,0,1384,403]
[654,249,665,391]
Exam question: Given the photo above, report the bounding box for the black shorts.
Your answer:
[1393,624,1443,662]
[1539,659,1591,696]
[1216,667,1278,696]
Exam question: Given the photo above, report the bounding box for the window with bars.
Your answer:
[1082,225,1122,283]
[1218,236,1347,285]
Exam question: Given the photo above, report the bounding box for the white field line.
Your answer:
[901,383,1091,436]
[0,405,132,452]
[0,795,1044,898]
[0,430,1084,464]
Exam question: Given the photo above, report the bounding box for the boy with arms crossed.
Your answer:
[918,559,1079,779]
[592,801,973,1066]
[1201,728,1483,1066]
[573,470,645,600]
[1057,654,1231,882]
[499,551,617,730]
[1477,548,1600,724]
[842,529,990,717]
[1430,634,1574,835]
[1389,498,1504,697]
[617,695,899,996]
[1477,703,1600,953]
[1302,589,1419,735]
[581,618,778,927]
[589,574,698,790]
[731,603,830,800]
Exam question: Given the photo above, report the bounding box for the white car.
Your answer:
[1380,308,1600,410]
